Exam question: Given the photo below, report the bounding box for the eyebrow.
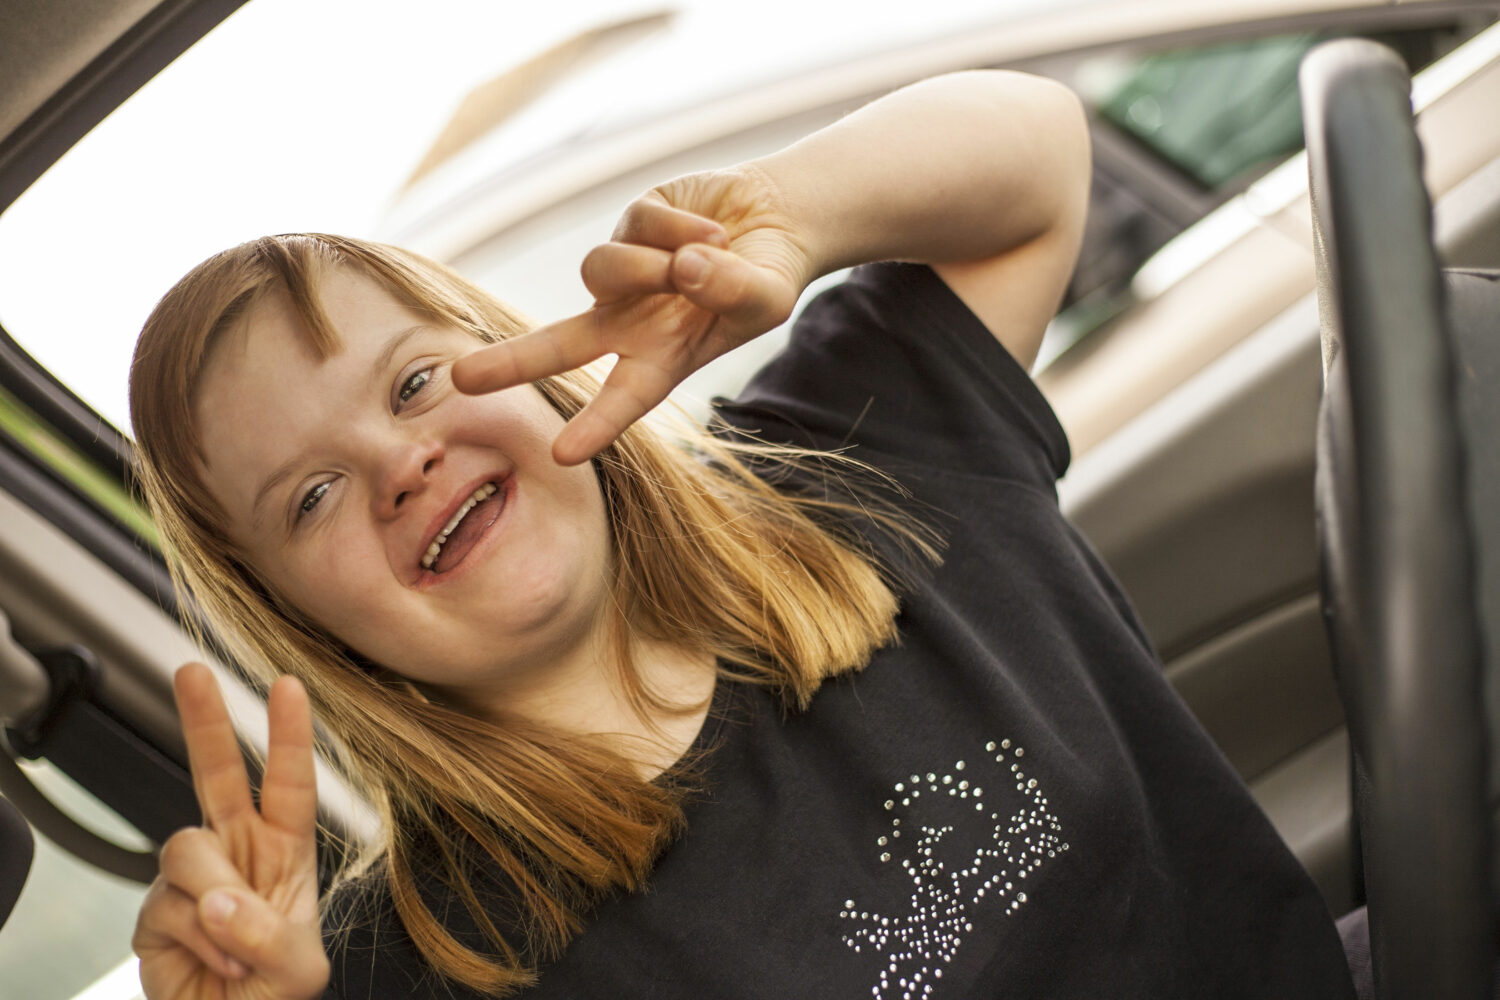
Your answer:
[370,324,428,387]
[248,324,430,527]
[249,456,302,529]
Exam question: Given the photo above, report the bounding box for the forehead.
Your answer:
[202,265,432,384]
[199,267,396,374]
[278,265,422,355]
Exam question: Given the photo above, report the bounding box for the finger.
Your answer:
[670,243,791,329]
[613,194,729,250]
[451,315,606,395]
[174,663,256,830]
[135,879,249,981]
[259,676,318,839]
[158,826,253,900]
[580,242,675,305]
[200,888,331,998]
[552,358,676,466]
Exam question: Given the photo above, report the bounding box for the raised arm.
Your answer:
[754,70,1090,369]
[453,70,1091,463]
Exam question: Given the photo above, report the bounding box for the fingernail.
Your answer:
[676,250,710,287]
[707,228,730,249]
[225,956,249,978]
[202,890,237,927]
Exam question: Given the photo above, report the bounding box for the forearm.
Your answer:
[749,70,1091,281]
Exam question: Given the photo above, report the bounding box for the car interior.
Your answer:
[0,1,1498,997]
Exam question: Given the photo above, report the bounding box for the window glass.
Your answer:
[0,763,151,1000]
[1037,17,1495,367]
[1098,34,1314,190]
[1093,24,1486,192]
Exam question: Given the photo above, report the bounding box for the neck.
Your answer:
[453,625,718,780]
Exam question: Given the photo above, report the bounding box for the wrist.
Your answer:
[728,161,823,291]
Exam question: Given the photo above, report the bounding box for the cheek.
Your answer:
[273,530,390,635]
[453,390,566,459]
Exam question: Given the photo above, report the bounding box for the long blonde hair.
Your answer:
[129,233,929,994]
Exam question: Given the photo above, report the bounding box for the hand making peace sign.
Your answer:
[451,166,817,466]
[133,664,329,1000]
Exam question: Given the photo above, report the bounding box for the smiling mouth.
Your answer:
[422,482,501,572]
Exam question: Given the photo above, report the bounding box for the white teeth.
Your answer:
[421,482,499,569]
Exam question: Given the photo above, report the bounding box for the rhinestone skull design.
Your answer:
[837,739,1068,999]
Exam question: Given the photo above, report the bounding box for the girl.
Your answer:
[128,71,1355,998]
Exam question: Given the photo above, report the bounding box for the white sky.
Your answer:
[0,0,1043,435]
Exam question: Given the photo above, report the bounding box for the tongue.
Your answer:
[432,492,504,574]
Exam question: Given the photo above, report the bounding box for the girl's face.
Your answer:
[194,267,612,710]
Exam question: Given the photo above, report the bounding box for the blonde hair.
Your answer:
[129,234,930,994]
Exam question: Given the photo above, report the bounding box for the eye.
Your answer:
[396,367,433,408]
[298,481,331,519]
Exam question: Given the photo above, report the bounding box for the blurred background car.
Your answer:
[1,1,1498,997]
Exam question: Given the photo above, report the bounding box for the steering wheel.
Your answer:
[1302,37,1499,998]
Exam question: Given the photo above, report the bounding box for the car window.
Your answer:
[1097,34,1314,191]
[0,766,150,1000]
[1038,17,1495,368]
[1097,26,1484,192]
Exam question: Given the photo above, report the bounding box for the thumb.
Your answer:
[670,244,792,330]
[200,888,330,999]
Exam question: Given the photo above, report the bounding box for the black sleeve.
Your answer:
[714,262,1070,491]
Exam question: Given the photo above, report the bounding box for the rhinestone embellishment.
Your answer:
[837,739,1068,998]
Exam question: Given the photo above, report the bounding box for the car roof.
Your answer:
[0,0,159,144]
[0,0,248,214]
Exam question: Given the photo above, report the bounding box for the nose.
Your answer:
[374,436,444,519]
